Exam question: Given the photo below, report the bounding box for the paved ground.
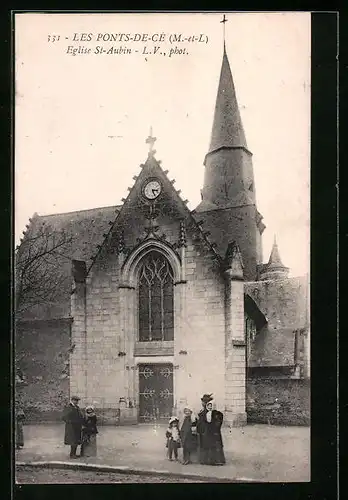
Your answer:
[16,466,206,483]
[15,423,310,483]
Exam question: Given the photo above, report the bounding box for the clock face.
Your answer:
[143,179,162,200]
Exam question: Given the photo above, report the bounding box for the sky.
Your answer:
[15,12,310,277]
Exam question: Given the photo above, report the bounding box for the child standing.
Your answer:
[81,406,98,457]
[180,408,197,465]
[166,416,181,461]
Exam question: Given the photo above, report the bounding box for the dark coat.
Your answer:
[180,416,198,451]
[197,408,210,449]
[205,410,225,465]
[82,415,98,442]
[206,410,224,447]
[197,409,225,465]
[62,403,84,445]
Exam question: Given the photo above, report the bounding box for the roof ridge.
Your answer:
[37,204,121,219]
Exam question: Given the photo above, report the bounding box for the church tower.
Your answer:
[196,38,265,281]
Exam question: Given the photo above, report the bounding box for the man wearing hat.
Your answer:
[62,395,84,458]
[197,394,213,464]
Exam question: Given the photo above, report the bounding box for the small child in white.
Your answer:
[166,416,181,461]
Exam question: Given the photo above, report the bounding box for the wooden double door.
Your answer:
[138,363,174,423]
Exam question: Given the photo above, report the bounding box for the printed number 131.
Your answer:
[48,35,60,42]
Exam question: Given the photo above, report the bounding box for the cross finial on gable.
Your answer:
[220,14,228,47]
[146,126,157,156]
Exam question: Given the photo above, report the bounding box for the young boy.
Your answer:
[180,408,197,465]
[166,416,181,461]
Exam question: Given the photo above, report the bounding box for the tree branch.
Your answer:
[15,227,74,317]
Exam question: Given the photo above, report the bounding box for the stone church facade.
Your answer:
[16,45,310,426]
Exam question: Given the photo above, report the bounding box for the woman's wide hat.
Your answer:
[201,393,213,404]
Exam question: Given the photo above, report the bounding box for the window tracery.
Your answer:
[138,251,174,342]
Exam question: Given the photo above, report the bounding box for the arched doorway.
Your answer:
[137,251,175,421]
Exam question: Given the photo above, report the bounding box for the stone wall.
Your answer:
[245,276,310,377]
[224,275,247,426]
[15,319,71,422]
[70,248,126,410]
[174,234,226,414]
[247,376,310,426]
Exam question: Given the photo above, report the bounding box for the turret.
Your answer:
[260,236,289,280]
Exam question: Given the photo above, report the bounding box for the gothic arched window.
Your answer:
[138,251,174,342]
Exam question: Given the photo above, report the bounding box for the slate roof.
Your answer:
[249,326,298,367]
[192,208,241,260]
[267,237,285,268]
[33,205,121,265]
[206,44,248,158]
[17,205,121,320]
[245,276,309,331]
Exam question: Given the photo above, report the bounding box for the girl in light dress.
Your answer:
[165,416,181,461]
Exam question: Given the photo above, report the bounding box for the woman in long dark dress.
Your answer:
[197,394,213,464]
[205,401,226,465]
[81,406,98,457]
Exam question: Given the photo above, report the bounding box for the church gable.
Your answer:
[87,152,222,278]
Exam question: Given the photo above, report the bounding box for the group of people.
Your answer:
[62,393,225,466]
[166,393,225,466]
[62,395,98,458]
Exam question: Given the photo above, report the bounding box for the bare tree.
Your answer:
[15,223,73,317]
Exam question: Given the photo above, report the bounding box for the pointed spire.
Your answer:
[206,43,248,157]
[260,235,289,281]
[268,235,285,268]
[196,20,262,280]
